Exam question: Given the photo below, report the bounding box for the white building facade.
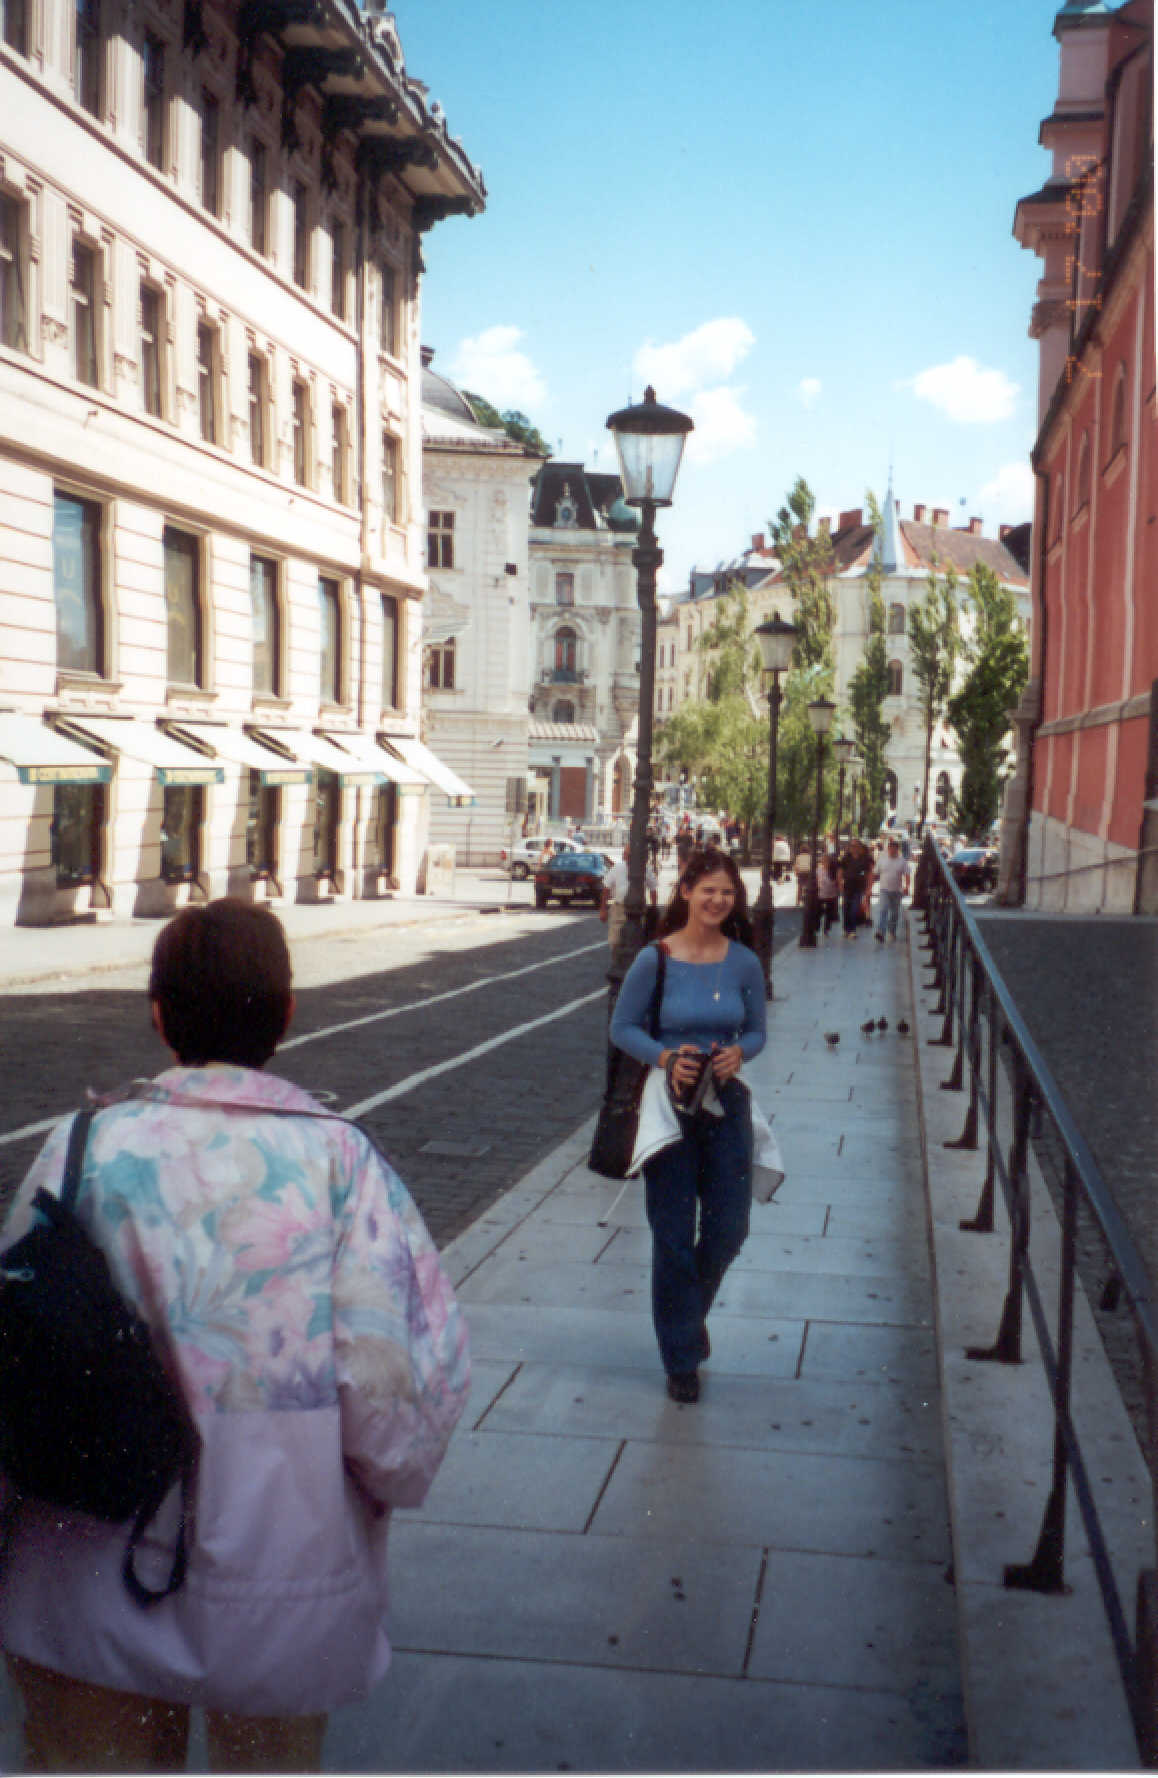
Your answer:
[0,0,483,924]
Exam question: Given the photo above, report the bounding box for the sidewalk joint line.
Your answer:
[795,1322,810,1380]
[741,1548,770,1677]
[582,1439,627,1535]
[472,1362,524,1433]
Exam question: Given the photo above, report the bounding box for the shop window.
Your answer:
[370,782,396,876]
[291,378,309,486]
[164,525,203,687]
[555,572,574,606]
[887,659,903,696]
[142,34,166,169]
[331,404,349,503]
[329,218,347,319]
[249,138,267,256]
[318,575,342,704]
[312,768,339,878]
[379,263,397,356]
[247,352,268,466]
[2,0,27,54]
[427,638,455,691]
[197,322,218,444]
[381,432,400,528]
[245,770,279,877]
[887,602,905,634]
[140,283,163,417]
[160,783,202,882]
[53,490,104,675]
[0,193,28,353]
[427,510,454,569]
[381,593,398,708]
[75,0,103,115]
[71,240,98,387]
[250,553,279,694]
[51,782,104,884]
[292,181,310,289]
[199,90,220,216]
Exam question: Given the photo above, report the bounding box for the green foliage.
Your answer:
[908,566,962,831]
[768,476,836,673]
[947,565,1029,837]
[655,697,767,829]
[463,391,551,457]
[847,490,892,833]
[695,584,762,705]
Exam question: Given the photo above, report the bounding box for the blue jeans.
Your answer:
[642,1080,753,1376]
[842,887,865,933]
[877,888,903,937]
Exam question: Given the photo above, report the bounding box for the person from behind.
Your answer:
[874,837,910,942]
[0,899,468,1774]
[610,848,766,1404]
[600,844,658,951]
[839,835,873,938]
[816,851,840,936]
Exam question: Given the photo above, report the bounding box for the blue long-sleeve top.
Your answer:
[610,940,767,1069]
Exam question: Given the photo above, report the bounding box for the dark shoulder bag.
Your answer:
[0,1109,200,1608]
[587,942,668,1180]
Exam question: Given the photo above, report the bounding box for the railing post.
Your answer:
[961,987,999,1231]
[968,1056,1033,1364]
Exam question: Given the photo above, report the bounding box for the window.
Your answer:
[164,525,202,686]
[247,352,267,466]
[427,638,455,691]
[329,219,347,319]
[1074,431,1091,512]
[199,91,220,216]
[887,659,903,696]
[52,782,104,884]
[427,510,454,569]
[318,576,341,704]
[379,263,396,356]
[882,769,899,812]
[934,771,951,822]
[555,571,574,606]
[71,241,98,386]
[140,283,162,417]
[291,378,309,486]
[686,626,692,651]
[250,553,279,694]
[381,593,397,708]
[75,0,102,114]
[554,626,577,676]
[369,783,396,875]
[160,784,202,882]
[552,700,575,724]
[142,35,165,169]
[381,432,399,528]
[887,602,905,635]
[1110,365,1128,456]
[292,181,309,289]
[0,193,28,353]
[249,139,267,255]
[2,0,27,53]
[196,322,218,444]
[331,404,349,504]
[53,491,103,675]
[246,771,279,876]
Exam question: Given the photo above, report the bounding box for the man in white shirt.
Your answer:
[874,838,910,942]
[600,845,659,951]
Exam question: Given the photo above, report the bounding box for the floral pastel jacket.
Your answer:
[0,1064,469,1715]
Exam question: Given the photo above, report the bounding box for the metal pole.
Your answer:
[608,498,660,1006]
[751,670,782,998]
[800,731,824,948]
[837,762,846,845]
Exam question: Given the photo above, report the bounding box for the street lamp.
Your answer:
[751,616,798,997]
[604,386,694,996]
[833,736,857,844]
[798,695,836,949]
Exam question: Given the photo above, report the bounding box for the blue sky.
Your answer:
[396,0,1063,591]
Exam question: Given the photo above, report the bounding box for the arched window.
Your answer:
[1074,431,1091,512]
[887,659,903,696]
[554,626,577,677]
[552,700,575,724]
[882,769,898,812]
[935,771,952,820]
[887,602,905,635]
[1110,364,1128,456]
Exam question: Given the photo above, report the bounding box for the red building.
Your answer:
[1009,0,1155,911]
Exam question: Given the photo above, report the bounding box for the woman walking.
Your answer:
[839,835,873,938]
[610,848,766,1403]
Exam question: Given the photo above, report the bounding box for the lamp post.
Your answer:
[604,386,694,1000]
[833,736,857,845]
[750,617,798,997]
[798,695,836,949]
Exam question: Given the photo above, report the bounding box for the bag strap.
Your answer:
[646,941,668,1042]
[123,1467,192,1610]
[59,1107,95,1212]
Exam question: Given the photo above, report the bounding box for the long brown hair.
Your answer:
[658,846,754,947]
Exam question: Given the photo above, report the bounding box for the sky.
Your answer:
[394,0,1064,593]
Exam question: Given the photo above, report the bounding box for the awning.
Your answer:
[249,728,381,788]
[163,721,311,786]
[380,734,475,806]
[54,716,223,786]
[0,712,112,785]
[318,730,427,791]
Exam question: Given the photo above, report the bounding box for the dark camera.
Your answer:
[674,1049,714,1113]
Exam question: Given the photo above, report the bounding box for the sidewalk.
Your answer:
[326,922,969,1772]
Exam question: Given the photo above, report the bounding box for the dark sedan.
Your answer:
[534,850,608,909]
[948,847,998,893]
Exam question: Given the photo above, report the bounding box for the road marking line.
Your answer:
[0,1115,60,1148]
[340,988,606,1120]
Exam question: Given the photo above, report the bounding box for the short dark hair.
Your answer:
[658,845,754,947]
[148,899,293,1068]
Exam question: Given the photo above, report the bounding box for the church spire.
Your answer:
[875,469,903,574]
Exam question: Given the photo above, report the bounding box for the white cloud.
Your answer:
[633,318,755,399]
[797,377,822,409]
[448,325,546,411]
[685,386,758,465]
[909,355,1019,424]
[980,460,1035,521]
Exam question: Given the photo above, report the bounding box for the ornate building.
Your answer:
[0,0,483,924]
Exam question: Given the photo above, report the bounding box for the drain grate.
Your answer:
[418,1139,492,1159]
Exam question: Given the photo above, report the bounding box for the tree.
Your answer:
[947,565,1029,838]
[847,491,892,834]
[768,476,836,673]
[462,391,551,457]
[908,566,962,833]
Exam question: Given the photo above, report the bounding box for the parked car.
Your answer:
[947,846,998,893]
[533,850,608,909]
[501,836,578,880]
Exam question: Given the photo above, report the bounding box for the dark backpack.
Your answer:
[0,1109,199,1608]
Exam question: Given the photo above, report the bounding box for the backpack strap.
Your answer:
[58,1108,95,1212]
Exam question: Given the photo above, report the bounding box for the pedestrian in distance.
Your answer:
[610,847,766,1404]
[839,835,873,939]
[600,844,659,951]
[0,898,468,1775]
[816,851,840,936]
[874,837,910,942]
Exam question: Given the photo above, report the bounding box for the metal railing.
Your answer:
[915,835,1158,1763]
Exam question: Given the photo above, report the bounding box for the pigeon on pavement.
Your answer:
[824,1031,840,1048]
[897,1018,910,1035]
[860,1019,876,1037]
[876,1017,889,1032]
